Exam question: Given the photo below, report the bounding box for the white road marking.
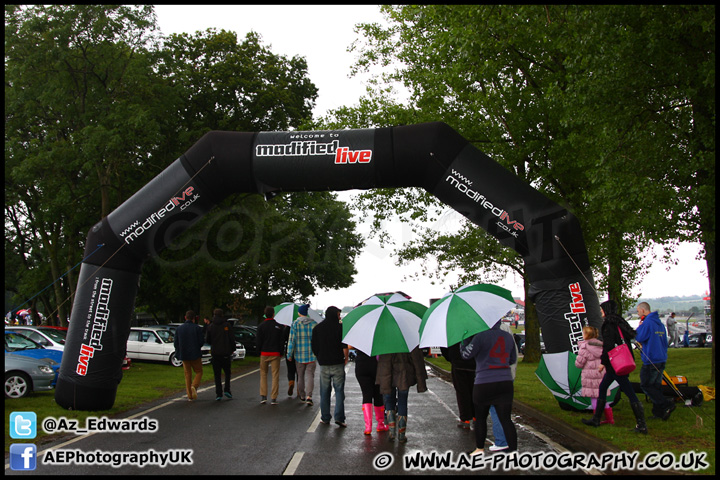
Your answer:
[4,368,260,471]
[283,451,304,475]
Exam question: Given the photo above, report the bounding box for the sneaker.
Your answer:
[260,396,267,404]
[320,419,330,425]
[271,399,278,405]
[489,444,508,452]
[335,421,347,428]
[216,396,222,401]
[190,386,197,400]
[457,420,471,429]
[306,397,313,406]
[224,392,232,399]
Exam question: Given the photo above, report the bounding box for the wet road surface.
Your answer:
[7,362,592,475]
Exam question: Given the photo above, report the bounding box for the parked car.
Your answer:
[233,326,257,356]
[5,352,58,398]
[126,326,210,367]
[5,331,63,367]
[686,332,713,348]
[519,334,545,355]
[5,326,66,351]
[233,341,247,360]
[180,321,248,360]
[164,322,240,360]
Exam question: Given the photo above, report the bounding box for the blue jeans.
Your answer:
[490,405,507,447]
[319,364,346,422]
[384,388,409,416]
[640,362,669,417]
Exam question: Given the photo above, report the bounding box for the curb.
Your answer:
[424,360,618,454]
[424,360,700,476]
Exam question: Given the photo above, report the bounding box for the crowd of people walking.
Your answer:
[176,299,679,455]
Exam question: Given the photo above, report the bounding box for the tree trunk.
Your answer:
[198,279,213,320]
[522,274,541,363]
[606,228,624,309]
[702,235,715,382]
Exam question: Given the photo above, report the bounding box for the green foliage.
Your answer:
[5,5,359,327]
[137,191,363,320]
[429,348,715,474]
[155,28,318,144]
[334,5,715,363]
[5,5,162,323]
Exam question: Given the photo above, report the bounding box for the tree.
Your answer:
[6,6,363,329]
[5,5,163,325]
[134,28,361,321]
[136,191,364,321]
[336,5,713,368]
[154,28,318,141]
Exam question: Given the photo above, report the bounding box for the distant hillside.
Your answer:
[637,295,707,315]
[338,295,709,318]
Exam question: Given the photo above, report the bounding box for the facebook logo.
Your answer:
[10,411,37,439]
[10,444,37,471]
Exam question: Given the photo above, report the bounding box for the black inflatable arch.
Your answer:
[55,122,601,410]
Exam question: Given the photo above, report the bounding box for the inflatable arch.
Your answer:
[55,122,601,410]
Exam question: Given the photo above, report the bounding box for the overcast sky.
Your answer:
[153,5,710,310]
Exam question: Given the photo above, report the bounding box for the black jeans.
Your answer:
[472,381,516,452]
[598,364,640,404]
[211,355,232,397]
[452,367,475,422]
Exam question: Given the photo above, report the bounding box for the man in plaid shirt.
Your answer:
[287,304,318,406]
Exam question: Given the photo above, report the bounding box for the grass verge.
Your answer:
[427,347,715,475]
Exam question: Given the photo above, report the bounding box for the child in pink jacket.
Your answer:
[575,326,613,424]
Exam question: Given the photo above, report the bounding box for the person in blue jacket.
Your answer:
[635,302,675,421]
[174,310,205,401]
[461,322,517,456]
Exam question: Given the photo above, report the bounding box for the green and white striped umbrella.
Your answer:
[535,351,620,411]
[273,303,322,326]
[274,302,299,326]
[419,283,516,348]
[342,293,428,356]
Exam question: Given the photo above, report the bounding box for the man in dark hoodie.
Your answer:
[207,308,235,401]
[174,310,204,401]
[311,306,349,427]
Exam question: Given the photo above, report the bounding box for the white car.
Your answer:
[233,341,246,361]
[168,322,245,361]
[126,326,210,367]
[5,326,66,351]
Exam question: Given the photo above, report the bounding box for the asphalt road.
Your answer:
[7,362,592,476]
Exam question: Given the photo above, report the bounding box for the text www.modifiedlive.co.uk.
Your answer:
[42,449,192,468]
[372,450,709,473]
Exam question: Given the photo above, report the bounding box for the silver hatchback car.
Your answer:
[5,352,58,398]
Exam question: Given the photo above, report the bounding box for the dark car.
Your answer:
[234,325,258,356]
[519,334,545,355]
